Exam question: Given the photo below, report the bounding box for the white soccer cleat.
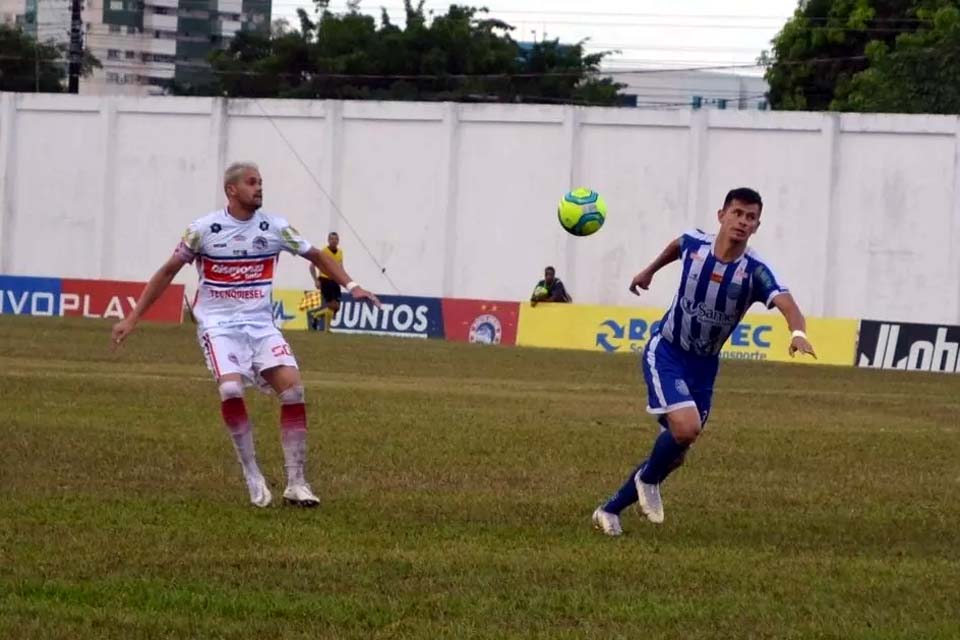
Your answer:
[283,483,320,508]
[246,475,272,508]
[592,506,623,537]
[634,471,664,524]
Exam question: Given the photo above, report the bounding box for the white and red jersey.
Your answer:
[174,209,312,330]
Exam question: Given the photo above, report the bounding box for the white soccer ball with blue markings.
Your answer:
[558,188,607,237]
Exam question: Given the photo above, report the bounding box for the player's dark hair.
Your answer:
[545,266,555,273]
[328,231,339,237]
[723,187,763,211]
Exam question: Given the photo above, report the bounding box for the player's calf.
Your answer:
[278,384,319,507]
[219,378,269,506]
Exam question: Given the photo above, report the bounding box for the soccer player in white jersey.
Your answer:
[111,162,380,508]
[592,187,817,536]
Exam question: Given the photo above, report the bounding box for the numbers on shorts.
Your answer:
[271,343,293,357]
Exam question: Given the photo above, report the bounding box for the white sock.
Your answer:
[280,429,307,486]
[229,426,262,480]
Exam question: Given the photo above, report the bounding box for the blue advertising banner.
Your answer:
[0,275,63,316]
[329,295,445,339]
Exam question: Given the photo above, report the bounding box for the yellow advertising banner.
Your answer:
[516,302,858,366]
[272,289,311,331]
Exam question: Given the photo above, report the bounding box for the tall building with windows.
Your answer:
[81,0,270,95]
[2,0,70,45]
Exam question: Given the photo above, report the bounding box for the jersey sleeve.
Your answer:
[173,221,203,263]
[751,260,789,308]
[274,217,313,256]
[680,228,712,256]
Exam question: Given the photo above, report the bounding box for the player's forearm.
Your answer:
[645,238,682,274]
[776,295,807,333]
[129,267,178,324]
[310,249,355,288]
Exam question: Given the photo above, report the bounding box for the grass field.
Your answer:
[1,315,958,639]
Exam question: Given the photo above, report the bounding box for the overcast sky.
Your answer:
[275,0,801,73]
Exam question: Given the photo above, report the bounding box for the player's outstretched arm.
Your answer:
[630,237,682,295]
[772,293,817,359]
[304,247,381,307]
[111,255,187,347]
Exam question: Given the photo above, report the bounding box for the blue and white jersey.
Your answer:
[657,229,788,357]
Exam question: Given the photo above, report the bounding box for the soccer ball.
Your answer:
[533,285,549,299]
[558,188,606,236]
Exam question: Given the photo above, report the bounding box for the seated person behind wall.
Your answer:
[531,265,572,306]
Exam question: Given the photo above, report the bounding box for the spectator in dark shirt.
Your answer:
[531,266,572,306]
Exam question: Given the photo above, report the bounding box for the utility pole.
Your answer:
[68,0,82,93]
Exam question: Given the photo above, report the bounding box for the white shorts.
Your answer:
[198,324,298,390]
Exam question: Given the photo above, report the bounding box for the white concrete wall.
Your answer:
[1,93,959,324]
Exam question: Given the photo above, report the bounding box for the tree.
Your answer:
[202,2,624,105]
[836,5,960,112]
[763,0,925,110]
[0,25,99,92]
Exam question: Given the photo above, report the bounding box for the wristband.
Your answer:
[791,330,807,339]
[346,281,359,292]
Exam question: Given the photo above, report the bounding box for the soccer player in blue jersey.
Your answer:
[592,187,817,536]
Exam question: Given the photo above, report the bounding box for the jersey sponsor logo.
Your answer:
[679,297,737,326]
[857,320,960,373]
[208,289,266,300]
[203,257,274,283]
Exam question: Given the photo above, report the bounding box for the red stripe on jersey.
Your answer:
[203,333,222,378]
[201,257,275,283]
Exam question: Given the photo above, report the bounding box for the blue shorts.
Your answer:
[641,334,719,426]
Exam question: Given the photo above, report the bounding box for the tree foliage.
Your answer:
[195,1,623,105]
[0,25,100,92]
[764,0,960,113]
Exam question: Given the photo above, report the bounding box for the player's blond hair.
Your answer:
[223,162,260,190]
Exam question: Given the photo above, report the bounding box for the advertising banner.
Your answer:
[441,299,520,345]
[856,320,960,373]
[61,278,182,322]
[271,289,311,331]
[517,302,858,366]
[329,294,444,339]
[0,275,183,323]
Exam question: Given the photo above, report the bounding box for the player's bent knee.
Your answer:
[218,380,244,401]
[278,384,305,405]
[669,417,702,445]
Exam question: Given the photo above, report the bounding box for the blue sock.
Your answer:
[602,459,647,514]
[639,430,688,485]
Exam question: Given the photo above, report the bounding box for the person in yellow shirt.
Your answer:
[308,232,344,331]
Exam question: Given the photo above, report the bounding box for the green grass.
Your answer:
[1,316,958,639]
